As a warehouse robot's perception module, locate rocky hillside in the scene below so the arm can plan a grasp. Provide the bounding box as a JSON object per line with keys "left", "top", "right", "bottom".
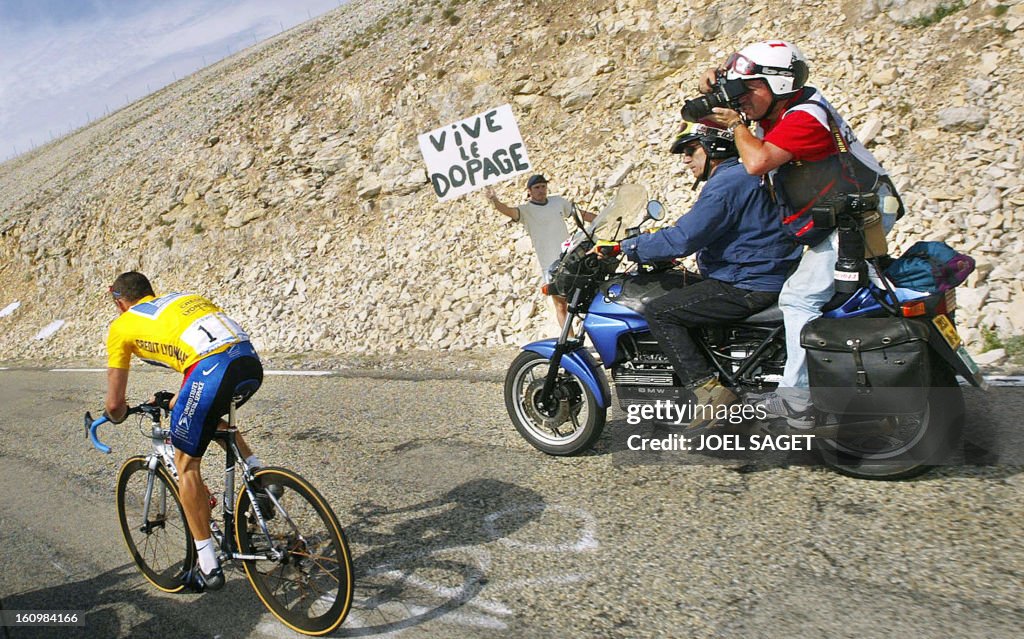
{"left": 1, "top": 0, "right": 1023, "bottom": 369}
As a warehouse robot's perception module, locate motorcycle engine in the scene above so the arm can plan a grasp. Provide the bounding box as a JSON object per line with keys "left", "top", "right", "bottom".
{"left": 611, "top": 334, "right": 687, "bottom": 409}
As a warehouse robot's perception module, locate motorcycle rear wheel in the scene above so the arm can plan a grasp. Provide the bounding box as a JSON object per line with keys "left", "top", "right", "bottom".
{"left": 504, "top": 351, "right": 606, "bottom": 455}
{"left": 815, "top": 360, "right": 964, "bottom": 480}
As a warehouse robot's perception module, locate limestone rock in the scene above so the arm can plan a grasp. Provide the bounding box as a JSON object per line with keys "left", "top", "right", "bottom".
{"left": 973, "top": 348, "right": 1007, "bottom": 366}
{"left": 937, "top": 107, "right": 989, "bottom": 132}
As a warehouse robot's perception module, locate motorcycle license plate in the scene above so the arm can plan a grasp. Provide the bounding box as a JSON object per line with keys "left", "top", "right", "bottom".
{"left": 932, "top": 314, "right": 961, "bottom": 350}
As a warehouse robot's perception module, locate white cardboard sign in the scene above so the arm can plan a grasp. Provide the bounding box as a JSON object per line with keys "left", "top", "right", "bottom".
{"left": 417, "top": 104, "right": 531, "bottom": 202}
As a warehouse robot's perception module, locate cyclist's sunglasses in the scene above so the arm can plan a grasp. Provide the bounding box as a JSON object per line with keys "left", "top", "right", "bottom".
{"left": 109, "top": 287, "right": 123, "bottom": 302}
{"left": 726, "top": 52, "right": 795, "bottom": 78}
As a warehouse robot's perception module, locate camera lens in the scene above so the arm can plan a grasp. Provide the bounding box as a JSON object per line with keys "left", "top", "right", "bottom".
{"left": 681, "top": 95, "right": 713, "bottom": 122}
{"left": 681, "top": 92, "right": 729, "bottom": 122}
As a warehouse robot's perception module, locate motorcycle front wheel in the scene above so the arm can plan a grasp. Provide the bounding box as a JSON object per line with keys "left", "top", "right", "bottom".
{"left": 815, "top": 360, "right": 965, "bottom": 480}
{"left": 504, "top": 351, "right": 606, "bottom": 455}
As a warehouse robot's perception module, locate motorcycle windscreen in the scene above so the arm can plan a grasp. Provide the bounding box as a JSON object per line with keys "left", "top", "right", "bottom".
{"left": 586, "top": 183, "right": 648, "bottom": 241}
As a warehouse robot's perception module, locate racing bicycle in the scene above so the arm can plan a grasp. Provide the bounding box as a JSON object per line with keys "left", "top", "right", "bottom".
{"left": 86, "top": 393, "right": 353, "bottom": 636}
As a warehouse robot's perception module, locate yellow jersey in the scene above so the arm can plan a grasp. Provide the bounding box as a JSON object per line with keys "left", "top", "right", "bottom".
{"left": 106, "top": 293, "right": 249, "bottom": 372}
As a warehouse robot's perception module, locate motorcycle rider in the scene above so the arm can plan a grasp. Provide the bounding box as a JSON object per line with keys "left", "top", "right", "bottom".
{"left": 700, "top": 40, "right": 904, "bottom": 425}
{"left": 597, "top": 122, "right": 800, "bottom": 427}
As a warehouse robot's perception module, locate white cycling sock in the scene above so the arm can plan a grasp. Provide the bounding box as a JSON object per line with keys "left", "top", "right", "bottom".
{"left": 195, "top": 537, "right": 219, "bottom": 573}
{"left": 246, "top": 454, "right": 262, "bottom": 469}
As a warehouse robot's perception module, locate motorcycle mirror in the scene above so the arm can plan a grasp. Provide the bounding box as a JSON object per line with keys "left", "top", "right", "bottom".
{"left": 571, "top": 203, "right": 585, "bottom": 230}
{"left": 646, "top": 200, "right": 665, "bottom": 221}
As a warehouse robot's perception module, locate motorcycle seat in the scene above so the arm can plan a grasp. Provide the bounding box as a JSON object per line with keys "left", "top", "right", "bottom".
{"left": 738, "top": 304, "right": 784, "bottom": 325}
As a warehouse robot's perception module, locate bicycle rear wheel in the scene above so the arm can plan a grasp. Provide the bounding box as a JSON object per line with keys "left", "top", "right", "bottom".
{"left": 234, "top": 467, "right": 353, "bottom": 636}
{"left": 116, "top": 456, "right": 195, "bottom": 592}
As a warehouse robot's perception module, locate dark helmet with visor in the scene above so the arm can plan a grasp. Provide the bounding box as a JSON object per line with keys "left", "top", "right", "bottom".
{"left": 670, "top": 122, "right": 737, "bottom": 188}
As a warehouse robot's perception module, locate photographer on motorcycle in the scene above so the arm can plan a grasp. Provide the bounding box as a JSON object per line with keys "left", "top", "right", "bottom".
{"left": 596, "top": 123, "right": 800, "bottom": 427}
{"left": 697, "top": 40, "right": 905, "bottom": 425}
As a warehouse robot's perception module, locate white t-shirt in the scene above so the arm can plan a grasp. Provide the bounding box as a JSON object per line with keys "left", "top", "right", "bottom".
{"left": 516, "top": 195, "right": 573, "bottom": 278}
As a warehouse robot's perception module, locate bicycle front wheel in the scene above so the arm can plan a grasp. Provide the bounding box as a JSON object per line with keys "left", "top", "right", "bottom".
{"left": 116, "top": 456, "right": 195, "bottom": 592}
{"left": 235, "top": 467, "right": 353, "bottom": 636}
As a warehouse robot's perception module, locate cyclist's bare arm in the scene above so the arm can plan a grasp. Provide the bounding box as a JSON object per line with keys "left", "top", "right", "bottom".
{"left": 105, "top": 367, "right": 130, "bottom": 422}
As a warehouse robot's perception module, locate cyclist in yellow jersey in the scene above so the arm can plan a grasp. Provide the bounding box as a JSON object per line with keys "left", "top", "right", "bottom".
{"left": 103, "top": 271, "right": 268, "bottom": 592}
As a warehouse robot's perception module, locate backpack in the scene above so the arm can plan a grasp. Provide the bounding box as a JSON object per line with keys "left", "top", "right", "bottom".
{"left": 885, "top": 241, "right": 975, "bottom": 293}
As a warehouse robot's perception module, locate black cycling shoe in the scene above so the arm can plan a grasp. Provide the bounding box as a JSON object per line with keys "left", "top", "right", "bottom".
{"left": 181, "top": 565, "right": 225, "bottom": 592}
{"left": 254, "top": 482, "right": 284, "bottom": 521}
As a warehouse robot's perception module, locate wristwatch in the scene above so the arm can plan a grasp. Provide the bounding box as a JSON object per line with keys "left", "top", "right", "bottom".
{"left": 728, "top": 120, "right": 745, "bottom": 133}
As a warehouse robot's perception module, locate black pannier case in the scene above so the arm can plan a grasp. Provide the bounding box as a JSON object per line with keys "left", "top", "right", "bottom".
{"left": 800, "top": 317, "right": 932, "bottom": 415}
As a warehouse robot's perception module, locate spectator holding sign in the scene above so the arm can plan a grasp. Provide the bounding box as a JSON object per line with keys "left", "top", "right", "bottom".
{"left": 485, "top": 174, "right": 595, "bottom": 328}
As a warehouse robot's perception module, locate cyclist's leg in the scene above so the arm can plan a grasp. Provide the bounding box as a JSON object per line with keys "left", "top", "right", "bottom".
{"left": 207, "top": 352, "right": 263, "bottom": 466}
{"left": 174, "top": 448, "right": 212, "bottom": 541}
{"left": 171, "top": 354, "right": 235, "bottom": 589}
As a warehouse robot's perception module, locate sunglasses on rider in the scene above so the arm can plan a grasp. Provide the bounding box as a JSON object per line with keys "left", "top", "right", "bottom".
{"left": 726, "top": 52, "right": 795, "bottom": 78}
{"left": 109, "top": 287, "right": 123, "bottom": 302}
{"left": 680, "top": 144, "right": 701, "bottom": 158}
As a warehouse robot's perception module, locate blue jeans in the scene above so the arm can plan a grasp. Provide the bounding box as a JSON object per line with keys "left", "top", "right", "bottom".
{"left": 645, "top": 274, "right": 778, "bottom": 387}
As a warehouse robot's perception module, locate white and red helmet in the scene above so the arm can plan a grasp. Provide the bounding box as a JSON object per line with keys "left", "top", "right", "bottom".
{"left": 725, "top": 40, "right": 809, "bottom": 98}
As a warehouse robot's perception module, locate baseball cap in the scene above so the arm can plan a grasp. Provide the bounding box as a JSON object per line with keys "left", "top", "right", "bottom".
{"left": 526, "top": 174, "right": 548, "bottom": 188}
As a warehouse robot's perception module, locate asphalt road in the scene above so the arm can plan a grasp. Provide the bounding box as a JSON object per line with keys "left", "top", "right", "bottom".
{"left": 1, "top": 366, "right": 1022, "bottom": 638}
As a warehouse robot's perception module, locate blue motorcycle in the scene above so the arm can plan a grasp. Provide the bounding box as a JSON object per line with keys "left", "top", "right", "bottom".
{"left": 503, "top": 186, "right": 986, "bottom": 479}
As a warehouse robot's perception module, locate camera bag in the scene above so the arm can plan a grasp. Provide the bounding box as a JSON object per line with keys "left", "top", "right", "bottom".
{"left": 800, "top": 316, "right": 932, "bottom": 415}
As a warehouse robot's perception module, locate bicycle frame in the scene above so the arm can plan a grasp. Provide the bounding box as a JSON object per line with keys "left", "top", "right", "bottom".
{"left": 129, "top": 401, "right": 287, "bottom": 564}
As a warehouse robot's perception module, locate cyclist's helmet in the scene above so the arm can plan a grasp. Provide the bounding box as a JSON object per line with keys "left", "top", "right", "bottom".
{"left": 724, "top": 40, "right": 809, "bottom": 99}
{"left": 670, "top": 122, "right": 737, "bottom": 188}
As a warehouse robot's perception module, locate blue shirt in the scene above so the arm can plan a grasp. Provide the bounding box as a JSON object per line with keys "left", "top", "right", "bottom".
{"left": 619, "top": 158, "right": 801, "bottom": 292}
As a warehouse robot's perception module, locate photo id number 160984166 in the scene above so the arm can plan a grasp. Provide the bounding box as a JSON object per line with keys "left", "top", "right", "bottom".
{"left": 1, "top": 610, "right": 85, "bottom": 626}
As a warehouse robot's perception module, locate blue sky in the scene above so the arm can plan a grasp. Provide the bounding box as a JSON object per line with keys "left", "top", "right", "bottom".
{"left": 0, "top": 0, "right": 345, "bottom": 161}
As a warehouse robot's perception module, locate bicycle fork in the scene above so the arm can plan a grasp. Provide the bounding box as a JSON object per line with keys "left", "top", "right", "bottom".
{"left": 139, "top": 456, "right": 168, "bottom": 534}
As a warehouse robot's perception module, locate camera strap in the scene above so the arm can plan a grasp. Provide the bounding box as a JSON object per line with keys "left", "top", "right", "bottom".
{"left": 807, "top": 100, "right": 863, "bottom": 192}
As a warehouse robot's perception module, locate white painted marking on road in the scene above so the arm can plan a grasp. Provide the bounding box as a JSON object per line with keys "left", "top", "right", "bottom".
{"left": 49, "top": 368, "right": 107, "bottom": 373}
{"left": 371, "top": 570, "right": 513, "bottom": 617}
{"left": 264, "top": 370, "right": 334, "bottom": 376}
{"left": 365, "top": 544, "right": 493, "bottom": 576}
{"left": 482, "top": 503, "right": 600, "bottom": 552}
{"left": 406, "top": 603, "right": 508, "bottom": 630}
{"left": 360, "top": 545, "right": 513, "bottom": 630}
